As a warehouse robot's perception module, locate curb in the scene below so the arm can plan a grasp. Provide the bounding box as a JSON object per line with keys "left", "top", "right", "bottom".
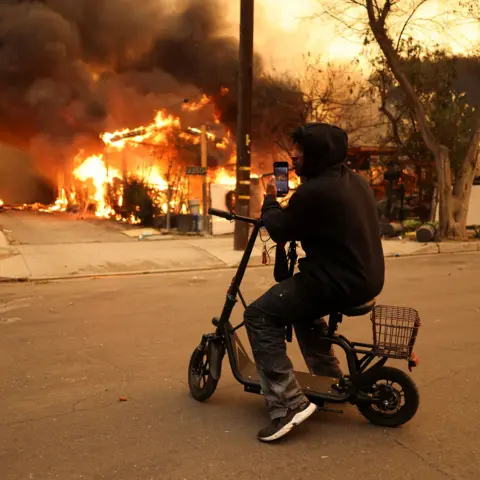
{"left": 0, "top": 243, "right": 478, "bottom": 284}
{"left": 0, "top": 263, "right": 265, "bottom": 284}
{"left": 383, "top": 241, "right": 480, "bottom": 258}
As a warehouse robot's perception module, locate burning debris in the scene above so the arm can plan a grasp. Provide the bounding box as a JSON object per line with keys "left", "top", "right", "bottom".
{"left": 35, "top": 99, "right": 241, "bottom": 224}
{"left": 0, "top": 0, "right": 304, "bottom": 220}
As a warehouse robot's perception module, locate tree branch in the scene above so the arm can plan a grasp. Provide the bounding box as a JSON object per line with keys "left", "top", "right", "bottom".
{"left": 365, "top": 0, "right": 440, "bottom": 154}
{"left": 395, "top": 0, "right": 429, "bottom": 51}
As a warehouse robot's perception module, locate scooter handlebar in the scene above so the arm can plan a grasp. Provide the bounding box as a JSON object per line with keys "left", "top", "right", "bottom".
{"left": 208, "top": 208, "right": 258, "bottom": 224}
{"left": 208, "top": 208, "right": 234, "bottom": 220}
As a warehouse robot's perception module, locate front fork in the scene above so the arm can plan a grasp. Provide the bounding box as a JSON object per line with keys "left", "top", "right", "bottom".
{"left": 199, "top": 330, "right": 226, "bottom": 381}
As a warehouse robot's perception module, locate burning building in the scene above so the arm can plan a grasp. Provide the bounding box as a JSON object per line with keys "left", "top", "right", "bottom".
{"left": 0, "top": 0, "right": 305, "bottom": 224}
{"left": 47, "top": 96, "right": 238, "bottom": 224}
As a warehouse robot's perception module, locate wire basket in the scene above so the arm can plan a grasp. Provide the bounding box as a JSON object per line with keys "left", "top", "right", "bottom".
{"left": 371, "top": 305, "right": 421, "bottom": 359}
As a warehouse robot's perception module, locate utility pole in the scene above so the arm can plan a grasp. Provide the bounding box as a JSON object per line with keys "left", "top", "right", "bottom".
{"left": 201, "top": 124, "right": 209, "bottom": 234}
{"left": 234, "top": 0, "right": 254, "bottom": 251}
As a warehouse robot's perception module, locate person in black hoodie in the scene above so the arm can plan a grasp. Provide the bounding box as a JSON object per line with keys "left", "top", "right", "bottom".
{"left": 245, "top": 123, "right": 385, "bottom": 442}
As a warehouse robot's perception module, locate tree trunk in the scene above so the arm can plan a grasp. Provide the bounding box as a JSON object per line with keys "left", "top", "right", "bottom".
{"left": 435, "top": 146, "right": 458, "bottom": 238}
{"left": 429, "top": 183, "right": 438, "bottom": 223}
{"left": 451, "top": 120, "right": 480, "bottom": 238}
{"left": 364, "top": 0, "right": 465, "bottom": 240}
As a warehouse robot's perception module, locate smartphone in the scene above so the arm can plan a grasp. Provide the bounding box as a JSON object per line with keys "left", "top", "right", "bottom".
{"left": 273, "top": 161, "right": 289, "bottom": 197}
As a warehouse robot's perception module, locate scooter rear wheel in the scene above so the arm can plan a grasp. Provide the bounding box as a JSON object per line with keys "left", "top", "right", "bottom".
{"left": 357, "top": 366, "right": 419, "bottom": 427}
{"left": 188, "top": 345, "right": 218, "bottom": 402}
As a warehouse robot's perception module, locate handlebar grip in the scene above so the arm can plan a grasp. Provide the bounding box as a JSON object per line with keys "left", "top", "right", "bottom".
{"left": 208, "top": 208, "right": 233, "bottom": 220}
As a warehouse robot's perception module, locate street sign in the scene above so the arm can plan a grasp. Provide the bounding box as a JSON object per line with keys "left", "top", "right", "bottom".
{"left": 186, "top": 166, "right": 207, "bottom": 175}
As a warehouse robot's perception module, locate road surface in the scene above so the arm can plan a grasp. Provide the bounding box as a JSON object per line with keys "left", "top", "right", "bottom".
{"left": 1, "top": 254, "right": 479, "bottom": 480}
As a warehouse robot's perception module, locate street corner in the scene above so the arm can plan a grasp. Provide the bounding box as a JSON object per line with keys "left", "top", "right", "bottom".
{"left": 0, "top": 248, "right": 30, "bottom": 281}
{"left": 0, "top": 247, "right": 17, "bottom": 261}
{"left": 0, "top": 228, "right": 11, "bottom": 248}
{"left": 0, "top": 236, "right": 20, "bottom": 261}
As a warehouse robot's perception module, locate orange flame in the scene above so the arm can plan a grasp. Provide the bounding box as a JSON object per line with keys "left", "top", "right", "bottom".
{"left": 44, "top": 99, "right": 240, "bottom": 223}
{"left": 210, "top": 167, "right": 236, "bottom": 187}
{"left": 101, "top": 110, "right": 180, "bottom": 149}
{"left": 182, "top": 94, "right": 211, "bottom": 112}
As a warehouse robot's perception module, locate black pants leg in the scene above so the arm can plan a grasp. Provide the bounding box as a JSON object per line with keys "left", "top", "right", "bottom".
{"left": 294, "top": 318, "right": 343, "bottom": 378}
{"left": 244, "top": 273, "right": 334, "bottom": 419}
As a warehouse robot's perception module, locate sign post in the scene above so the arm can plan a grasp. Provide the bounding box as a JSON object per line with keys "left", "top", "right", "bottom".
{"left": 185, "top": 166, "right": 207, "bottom": 175}
{"left": 186, "top": 164, "right": 209, "bottom": 234}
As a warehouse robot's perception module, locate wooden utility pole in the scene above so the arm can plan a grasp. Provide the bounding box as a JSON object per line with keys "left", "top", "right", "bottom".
{"left": 201, "top": 124, "right": 209, "bottom": 234}
{"left": 234, "top": 0, "right": 254, "bottom": 251}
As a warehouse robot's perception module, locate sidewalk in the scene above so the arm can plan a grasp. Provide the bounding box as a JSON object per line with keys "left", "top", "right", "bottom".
{"left": 0, "top": 231, "right": 267, "bottom": 281}
{"left": 1, "top": 227, "right": 479, "bottom": 281}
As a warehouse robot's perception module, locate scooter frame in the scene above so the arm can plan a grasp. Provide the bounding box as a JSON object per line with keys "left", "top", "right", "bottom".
{"left": 201, "top": 208, "right": 419, "bottom": 410}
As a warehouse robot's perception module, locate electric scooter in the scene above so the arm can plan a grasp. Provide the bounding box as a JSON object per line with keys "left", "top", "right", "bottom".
{"left": 188, "top": 208, "right": 421, "bottom": 427}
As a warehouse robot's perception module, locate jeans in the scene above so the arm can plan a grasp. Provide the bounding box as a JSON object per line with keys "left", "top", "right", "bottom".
{"left": 245, "top": 273, "right": 343, "bottom": 419}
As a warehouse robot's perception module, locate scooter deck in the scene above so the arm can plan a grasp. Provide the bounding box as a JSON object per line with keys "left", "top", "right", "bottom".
{"left": 239, "top": 361, "right": 342, "bottom": 396}
{"left": 232, "top": 331, "right": 342, "bottom": 397}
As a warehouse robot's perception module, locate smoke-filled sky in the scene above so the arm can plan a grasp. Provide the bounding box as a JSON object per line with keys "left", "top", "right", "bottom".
{"left": 0, "top": 0, "right": 478, "bottom": 147}
{"left": 0, "top": 0, "right": 479, "bottom": 202}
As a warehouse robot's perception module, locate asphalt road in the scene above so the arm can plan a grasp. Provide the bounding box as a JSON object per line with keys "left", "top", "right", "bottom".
{"left": 1, "top": 254, "right": 480, "bottom": 480}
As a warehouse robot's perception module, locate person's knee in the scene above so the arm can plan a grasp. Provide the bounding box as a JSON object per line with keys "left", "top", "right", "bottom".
{"left": 244, "top": 301, "right": 262, "bottom": 328}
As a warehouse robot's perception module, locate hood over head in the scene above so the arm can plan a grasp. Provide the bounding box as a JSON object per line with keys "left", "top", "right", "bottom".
{"left": 291, "top": 123, "right": 348, "bottom": 178}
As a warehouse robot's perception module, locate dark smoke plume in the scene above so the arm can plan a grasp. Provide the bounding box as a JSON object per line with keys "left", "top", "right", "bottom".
{"left": 0, "top": 0, "right": 304, "bottom": 201}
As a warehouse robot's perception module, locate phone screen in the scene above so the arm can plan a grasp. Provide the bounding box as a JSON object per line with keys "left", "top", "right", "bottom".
{"left": 274, "top": 163, "right": 289, "bottom": 197}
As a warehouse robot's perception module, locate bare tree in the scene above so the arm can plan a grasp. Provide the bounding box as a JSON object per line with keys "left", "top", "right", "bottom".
{"left": 252, "top": 57, "right": 384, "bottom": 159}
{"left": 319, "top": 0, "right": 480, "bottom": 239}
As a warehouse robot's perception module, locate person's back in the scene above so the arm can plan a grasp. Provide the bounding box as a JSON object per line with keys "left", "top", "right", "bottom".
{"left": 297, "top": 167, "right": 384, "bottom": 306}
{"left": 263, "top": 123, "right": 384, "bottom": 306}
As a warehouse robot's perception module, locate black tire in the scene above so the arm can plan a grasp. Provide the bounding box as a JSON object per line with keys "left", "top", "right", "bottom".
{"left": 188, "top": 345, "right": 218, "bottom": 402}
{"left": 356, "top": 366, "right": 419, "bottom": 427}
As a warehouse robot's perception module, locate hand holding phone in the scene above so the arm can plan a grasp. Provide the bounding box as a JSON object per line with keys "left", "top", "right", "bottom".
{"left": 266, "top": 178, "right": 277, "bottom": 197}
{"left": 274, "top": 161, "right": 289, "bottom": 197}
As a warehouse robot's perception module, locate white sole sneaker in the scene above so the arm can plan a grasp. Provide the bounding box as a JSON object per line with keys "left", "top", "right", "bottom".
{"left": 258, "top": 402, "right": 317, "bottom": 442}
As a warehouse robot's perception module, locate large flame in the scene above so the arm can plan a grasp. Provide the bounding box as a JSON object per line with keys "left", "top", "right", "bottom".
{"left": 73, "top": 154, "right": 120, "bottom": 218}
{"left": 210, "top": 167, "right": 237, "bottom": 187}
{"left": 101, "top": 110, "right": 181, "bottom": 149}
{"left": 43, "top": 93, "right": 242, "bottom": 222}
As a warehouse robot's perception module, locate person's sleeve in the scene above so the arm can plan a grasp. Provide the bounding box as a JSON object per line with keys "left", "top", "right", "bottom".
{"left": 261, "top": 191, "right": 305, "bottom": 243}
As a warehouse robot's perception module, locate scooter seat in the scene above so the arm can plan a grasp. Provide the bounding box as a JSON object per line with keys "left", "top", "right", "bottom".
{"left": 341, "top": 299, "right": 376, "bottom": 317}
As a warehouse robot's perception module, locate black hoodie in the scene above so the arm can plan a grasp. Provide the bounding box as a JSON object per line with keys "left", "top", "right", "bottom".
{"left": 262, "top": 123, "right": 385, "bottom": 306}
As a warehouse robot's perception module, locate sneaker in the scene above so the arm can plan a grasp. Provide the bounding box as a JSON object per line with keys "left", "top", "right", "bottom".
{"left": 257, "top": 402, "right": 317, "bottom": 442}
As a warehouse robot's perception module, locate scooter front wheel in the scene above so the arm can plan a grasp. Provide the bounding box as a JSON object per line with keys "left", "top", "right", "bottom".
{"left": 188, "top": 345, "right": 218, "bottom": 402}
{"left": 356, "top": 366, "right": 419, "bottom": 427}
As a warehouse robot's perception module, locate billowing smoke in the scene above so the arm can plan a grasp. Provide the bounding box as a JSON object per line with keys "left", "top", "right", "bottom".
{"left": 0, "top": 0, "right": 303, "bottom": 202}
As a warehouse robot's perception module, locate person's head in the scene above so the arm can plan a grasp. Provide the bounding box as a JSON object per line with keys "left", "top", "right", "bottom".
{"left": 290, "top": 123, "right": 348, "bottom": 178}
{"left": 290, "top": 145, "right": 304, "bottom": 177}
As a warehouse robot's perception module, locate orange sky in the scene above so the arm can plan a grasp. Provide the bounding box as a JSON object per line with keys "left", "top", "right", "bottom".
{"left": 225, "top": 0, "right": 480, "bottom": 72}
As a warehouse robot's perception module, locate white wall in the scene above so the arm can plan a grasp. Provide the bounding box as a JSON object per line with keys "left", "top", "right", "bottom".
{"left": 210, "top": 184, "right": 235, "bottom": 235}
{"left": 467, "top": 185, "right": 480, "bottom": 226}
